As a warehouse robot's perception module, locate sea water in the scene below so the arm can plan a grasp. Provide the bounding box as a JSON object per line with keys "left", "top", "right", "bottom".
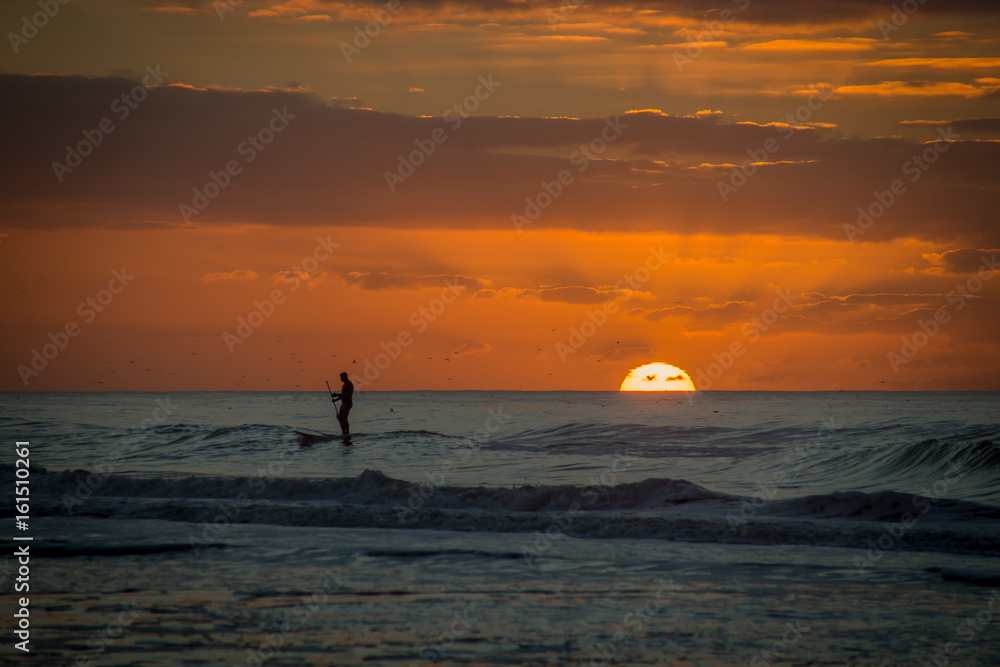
{"left": 2, "top": 391, "right": 998, "bottom": 665}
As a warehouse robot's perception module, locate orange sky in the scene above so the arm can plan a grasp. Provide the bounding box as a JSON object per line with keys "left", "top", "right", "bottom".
{"left": 1, "top": 0, "right": 998, "bottom": 390}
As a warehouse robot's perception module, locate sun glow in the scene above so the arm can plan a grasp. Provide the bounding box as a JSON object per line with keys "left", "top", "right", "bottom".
{"left": 619, "top": 363, "right": 696, "bottom": 392}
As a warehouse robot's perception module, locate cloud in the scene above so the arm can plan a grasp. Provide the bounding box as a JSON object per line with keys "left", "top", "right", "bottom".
{"left": 900, "top": 118, "right": 1000, "bottom": 134}
{"left": 200, "top": 269, "right": 258, "bottom": 283}
{"left": 341, "top": 272, "right": 489, "bottom": 290}
{"left": 534, "top": 286, "right": 635, "bottom": 304}
{"left": 452, "top": 341, "right": 492, "bottom": 356}
{"left": 246, "top": 0, "right": 335, "bottom": 18}
{"left": 587, "top": 346, "right": 653, "bottom": 362}
{"left": 476, "top": 285, "right": 651, "bottom": 304}
{"left": 933, "top": 32, "right": 976, "bottom": 40}
{"left": 273, "top": 269, "right": 327, "bottom": 287}
{"left": 222, "top": 0, "right": 1000, "bottom": 24}
{"left": 863, "top": 58, "right": 1000, "bottom": 70}
{"left": 834, "top": 80, "right": 1000, "bottom": 98}
{"left": 615, "top": 288, "right": 997, "bottom": 339}
{"left": 3, "top": 74, "right": 998, "bottom": 243}
{"left": 329, "top": 96, "right": 362, "bottom": 107}
{"left": 628, "top": 300, "right": 750, "bottom": 323}
{"left": 922, "top": 248, "right": 1000, "bottom": 274}
{"left": 742, "top": 39, "right": 875, "bottom": 52}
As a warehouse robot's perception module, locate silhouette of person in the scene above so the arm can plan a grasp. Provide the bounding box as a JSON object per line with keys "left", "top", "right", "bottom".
{"left": 331, "top": 371, "right": 354, "bottom": 435}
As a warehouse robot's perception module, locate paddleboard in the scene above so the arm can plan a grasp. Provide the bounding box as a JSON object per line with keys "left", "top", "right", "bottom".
{"left": 294, "top": 429, "right": 341, "bottom": 445}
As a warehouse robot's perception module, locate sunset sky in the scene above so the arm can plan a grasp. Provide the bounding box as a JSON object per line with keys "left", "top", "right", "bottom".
{"left": 1, "top": 0, "right": 998, "bottom": 391}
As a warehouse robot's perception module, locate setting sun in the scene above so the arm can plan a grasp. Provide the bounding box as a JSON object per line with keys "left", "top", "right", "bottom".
{"left": 619, "top": 363, "right": 696, "bottom": 392}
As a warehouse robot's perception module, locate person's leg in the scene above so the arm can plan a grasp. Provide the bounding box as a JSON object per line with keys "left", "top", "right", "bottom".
{"left": 340, "top": 403, "right": 352, "bottom": 434}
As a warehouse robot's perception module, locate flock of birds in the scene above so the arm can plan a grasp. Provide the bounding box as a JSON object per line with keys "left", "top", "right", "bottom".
{"left": 82, "top": 331, "right": 892, "bottom": 389}
{"left": 84, "top": 328, "right": 589, "bottom": 387}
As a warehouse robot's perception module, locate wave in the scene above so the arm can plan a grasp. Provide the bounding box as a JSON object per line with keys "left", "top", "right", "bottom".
{"left": 12, "top": 467, "right": 1000, "bottom": 520}
{"left": 28, "top": 541, "right": 227, "bottom": 558}
{"left": 12, "top": 468, "right": 1000, "bottom": 557}
{"left": 357, "top": 548, "right": 525, "bottom": 560}
{"left": 788, "top": 438, "right": 1000, "bottom": 505}
{"left": 495, "top": 421, "right": 809, "bottom": 453}
{"left": 925, "top": 567, "right": 1000, "bottom": 586}
{"left": 16, "top": 467, "right": 734, "bottom": 510}
{"left": 870, "top": 438, "right": 1000, "bottom": 475}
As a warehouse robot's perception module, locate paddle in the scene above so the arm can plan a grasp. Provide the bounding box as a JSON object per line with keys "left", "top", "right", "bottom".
{"left": 326, "top": 380, "right": 343, "bottom": 420}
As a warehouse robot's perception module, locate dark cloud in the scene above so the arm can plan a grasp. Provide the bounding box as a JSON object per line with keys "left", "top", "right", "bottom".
{"left": 208, "top": 0, "right": 1000, "bottom": 23}
{"left": 901, "top": 118, "right": 1000, "bottom": 134}
{"left": 341, "top": 272, "right": 488, "bottom": 290}
{"left": 628, "top": 301, "right": 750, "bottom": 322}
{"left": 587, "top": 346, "right": 654, "bottom": 362}
{"left": 926, "top": 248, "right": 1000, "bottom": 274}
{"left": 453, "top": 341, "right": 492, "bottom": 356}
{"left": 534, "top": 286, "right": 631, "bottom": 304}
{"left": 2, "top": 74, "right": 998, "bottom": 244}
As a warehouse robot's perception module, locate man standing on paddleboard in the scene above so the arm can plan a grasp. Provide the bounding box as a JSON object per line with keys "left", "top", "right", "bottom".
{"left": 331, "top": 371, "right": 354, "bottom": 435}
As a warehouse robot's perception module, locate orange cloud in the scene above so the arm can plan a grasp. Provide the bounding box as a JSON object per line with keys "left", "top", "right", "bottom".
{"left": 201, "top": 270, "right": 258, "bottom": 284}
{"left": 742, "top": 38, "right": 875, "bottom": 52}
{"left": 834, "top": 80, "right": 998, "bottom": 98}
{"left": 863, "top": 58, "right": 1000, "bottom": 70}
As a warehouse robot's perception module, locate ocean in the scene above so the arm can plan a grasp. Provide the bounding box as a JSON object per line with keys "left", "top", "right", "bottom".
{"left": 2, "top": 390, "right": 999, "bottom": 666}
